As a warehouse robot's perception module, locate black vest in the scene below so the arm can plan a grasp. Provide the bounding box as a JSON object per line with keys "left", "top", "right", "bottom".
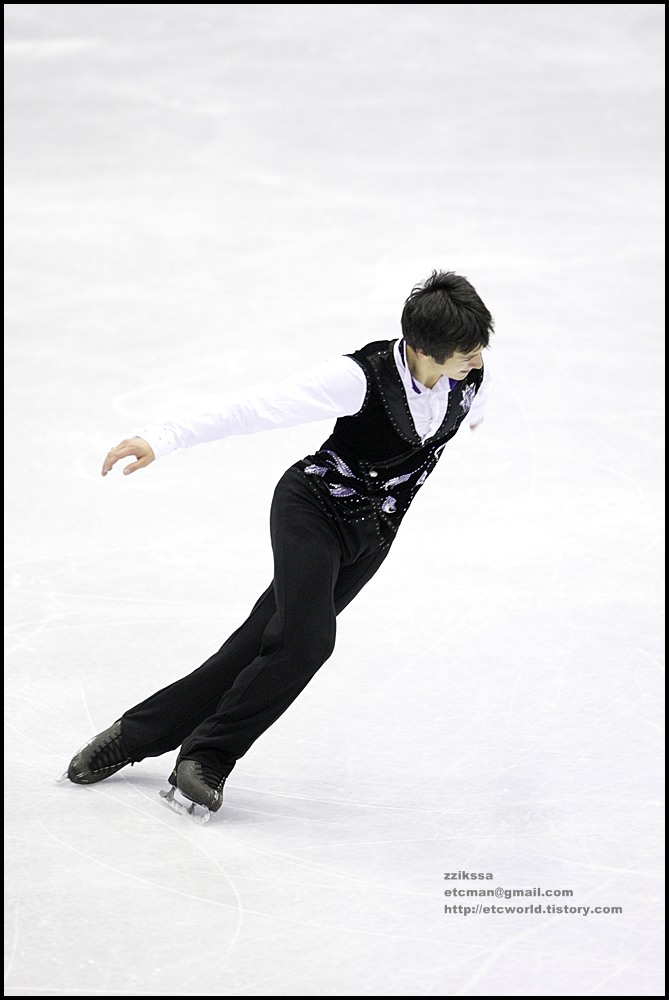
{"left": 298, "top": 340, "right": 484, "bottom": 546}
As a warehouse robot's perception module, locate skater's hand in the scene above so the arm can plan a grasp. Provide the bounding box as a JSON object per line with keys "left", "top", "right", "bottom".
{"left": 101, "top": 437, "right": 155, "bottom": 477}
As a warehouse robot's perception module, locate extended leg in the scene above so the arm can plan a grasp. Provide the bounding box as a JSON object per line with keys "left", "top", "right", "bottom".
{"left": 120, "top": 584, "right": 277, "bottom": 760}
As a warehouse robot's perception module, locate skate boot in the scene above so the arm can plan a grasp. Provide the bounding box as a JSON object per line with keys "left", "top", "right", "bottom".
{"left": 65, "top": 720, "right": 131, "bottom": 784}
{"left": 159, "top": 760, "right": 226, "bottom": 823}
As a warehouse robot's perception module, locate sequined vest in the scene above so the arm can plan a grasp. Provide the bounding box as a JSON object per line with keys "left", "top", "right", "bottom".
{"left": 297, "top": 340, "right": 484, "bottom": 546}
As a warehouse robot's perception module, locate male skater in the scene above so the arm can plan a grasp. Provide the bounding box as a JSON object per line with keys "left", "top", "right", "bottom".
{"left": 66, "top": 270, "right": 494, "bottom": 820}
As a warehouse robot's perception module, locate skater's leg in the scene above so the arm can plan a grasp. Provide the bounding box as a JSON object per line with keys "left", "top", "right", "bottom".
{"left": 67, "top": 585, "right": 278, "bottom": 782}
{"left": 120, "top": 584, "right": 277, "bottom": 760}
{"left": 67, "top": 466, "right": 392, "bottom": 787}
{"left": 177, "top": 471, "right": 345, "bottom": 773}
{"left": 66, "top": 544, "right": 390, "bottom": 785}
{"left": 124, "top": 537, "right": 390, "bottom": 764}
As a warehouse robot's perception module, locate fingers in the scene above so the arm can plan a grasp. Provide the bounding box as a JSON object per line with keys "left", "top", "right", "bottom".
{"left": 101, "top": 440, "right": 130, "bottom": 476}
{"left": 120, "top": 454, "right": 152, "bottom": 476}
{"left": 101, "top": 438, "right": 155, "bottom": 477}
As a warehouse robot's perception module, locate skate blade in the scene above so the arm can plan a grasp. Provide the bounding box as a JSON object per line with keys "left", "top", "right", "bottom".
{"left": 159, "top": 786, "right": 212, "bottom": 824}
{"left": 55, "top": 772, "right": 70, "bottom": 784}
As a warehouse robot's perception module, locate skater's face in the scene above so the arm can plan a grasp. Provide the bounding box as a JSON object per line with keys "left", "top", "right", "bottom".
{"left": 420, "top": 347, "right": 485, "bottom": 382}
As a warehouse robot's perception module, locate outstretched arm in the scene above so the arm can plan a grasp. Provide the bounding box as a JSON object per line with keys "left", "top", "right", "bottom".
{"left": 99, "top": 355, "right": 367, "bottom": 478}
{"left": 101, "top": 437, "right": 156, "bottom": 477}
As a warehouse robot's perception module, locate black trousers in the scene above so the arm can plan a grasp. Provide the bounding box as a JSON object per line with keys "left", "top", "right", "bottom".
{"left": 120, "top": 466, "right": 391, "bottom": 776}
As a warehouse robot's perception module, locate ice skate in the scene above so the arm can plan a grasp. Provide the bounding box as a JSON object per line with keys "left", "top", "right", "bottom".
{"left": 60, "top": 720, "right": 131, "bottom": 784}
{"left": 159, "top": 760, "right": 226, "bottom": 824}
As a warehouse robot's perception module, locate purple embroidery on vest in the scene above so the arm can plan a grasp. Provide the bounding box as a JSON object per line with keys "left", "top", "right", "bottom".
{"left": 383, "top": 472, "right": 414, "bottom": 489}
{"left": 305, "top": 464, "right": 328, "bottom": 476}
{"left": 323, "top": 450, "right": 356, "bottom": 478}
{"left": 381, "top": 496, "right": 397, "bottom": 514}
{"left": 460, "top": 384, "right": 476, "bottom": 412}
{"left": 328, "top": 484, "right": 357, "bottom": 497}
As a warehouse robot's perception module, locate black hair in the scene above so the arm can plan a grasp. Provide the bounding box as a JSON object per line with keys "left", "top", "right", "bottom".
{"left": 400, "top": 270, "right": 494, "bottom": 363}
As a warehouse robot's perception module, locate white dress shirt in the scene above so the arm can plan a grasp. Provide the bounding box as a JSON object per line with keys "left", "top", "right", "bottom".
{"left": 134, "top": 340, "right": 491, "bottom": 460}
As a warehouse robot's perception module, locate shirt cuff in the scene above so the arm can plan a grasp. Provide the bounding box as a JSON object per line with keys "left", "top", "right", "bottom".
{"left": 132, "top": 424, "right": 179, "bottom": 461}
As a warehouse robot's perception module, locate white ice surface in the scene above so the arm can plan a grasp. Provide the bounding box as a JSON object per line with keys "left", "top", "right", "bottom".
{"left": 4, "top": 3, "right": 665, "bottom": 996}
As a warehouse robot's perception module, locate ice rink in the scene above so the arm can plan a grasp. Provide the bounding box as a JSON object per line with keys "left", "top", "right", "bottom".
{"left": 4, "top": 4, "right": 665, "bottom": 996}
